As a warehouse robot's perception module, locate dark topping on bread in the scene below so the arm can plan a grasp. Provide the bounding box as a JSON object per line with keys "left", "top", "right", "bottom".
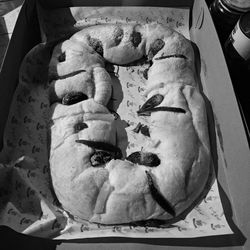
{"left": 126, "top": 152, "right": 160, "bottom": 167}
{"left": 133, "top": 123, "right": 150, "bottom": 137}
{"left": 75, "top": 140, "right": 122, "bottom": 159}
{"left": 58, "top": 52, "right": 66, "bottom": 62}
{"left": 88, "top": 37, "right": 104, "bottom": 56}
{"left": 108, "top": 109, "right": 120, "bottom": 120}
{"left": 137, "top": 106, "right": 186, "bottom": 116}
{"left": 140, "top": 124, "right": 150, "bottom": 137}
{"left": 62, "top": 92, "right": 88, "bottom": 105}
{"left": 154, "top": 54, "right": 187, "bottom": 60}
{"left": 90, "top": 151, "right": 113, "bottom": 167}
{"left": 145, "top": 170, "right": 176, "bottom": 217}
{"left": 133, "top": 123, "right": 142, "bottom": 133}
{"left": 74, "top": 122, "right": 88, "bottom": 132}
{"left": 148, "top": 39, "right": 165, "bottom": 61}
{"left": 139, "top": 94, "right": 164, "bottom": 113}
{"left": 143, "top": 68, "right": 149, "bottom": 79}
{"left": 113, "top": 26, "right": 124, "bottom": 46}
{"left": 130, "top": 31, "right": 142, "bottom": 47}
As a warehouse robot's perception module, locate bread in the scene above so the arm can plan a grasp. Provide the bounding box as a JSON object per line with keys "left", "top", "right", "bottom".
{"left": 24, "top": 23, "right": 211, "bottom": 224}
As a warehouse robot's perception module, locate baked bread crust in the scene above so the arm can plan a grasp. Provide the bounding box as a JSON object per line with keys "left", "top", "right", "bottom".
{"left": 21, "top": 23, "right": 211, "bottom": 225}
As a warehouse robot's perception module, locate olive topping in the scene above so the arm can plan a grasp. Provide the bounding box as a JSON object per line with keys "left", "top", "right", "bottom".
{"left": 58, "top": 52, "right": 66, "bottom": 62}
{"left": 130, "top": 30, "right": 142, "bottom": 47}
{"left": 90, "top": 151, "right": 113, "bottom": 167}
{"left": 88, "top": 37, "right": 103, "bottom": 56}
{"left": 148, "top": 39, "right": 165, "bottom": 61}
{"left": 133, "top": 123, "right": 142, "bottom": 133}
{"left": 139, "top": 94, "right": 164, "bottom": 112}
{"left": 140, "top": 125, "right": 150, "bottom": 137}
{"left": 143, "top": 68, "right": 149, "bottom": 80}
{"left": 113, "top": 26, "right": 124, "bottom": 46}
{"left": 62, "top": 92, "right": 88, "bottom": 105}
{"left": 74, "top": 122, "right": 88, "bottom": 132}
{"left": 133, "top": 123, "right": 150, "bottom": 137}
{"left": 126, "top": 151, "right": 160, "bottom": 167}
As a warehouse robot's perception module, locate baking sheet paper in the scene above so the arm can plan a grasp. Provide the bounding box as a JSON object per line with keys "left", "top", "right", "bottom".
{"left": 0, "top": 5, "right": 233, "bottom": 239}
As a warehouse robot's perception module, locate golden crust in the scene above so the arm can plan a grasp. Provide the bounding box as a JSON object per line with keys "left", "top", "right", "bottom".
{"left": 44, "top": 23, "right": 212, "bottom": 224}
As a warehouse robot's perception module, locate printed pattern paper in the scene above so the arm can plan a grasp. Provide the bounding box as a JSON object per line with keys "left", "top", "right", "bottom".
{"left": 0, "top": 5, "right": 233, "bottom": 239}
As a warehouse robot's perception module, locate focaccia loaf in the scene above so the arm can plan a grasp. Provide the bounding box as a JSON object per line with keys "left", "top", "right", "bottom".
{"left": 21, "top": 23, "right": 211, "bottom": 225}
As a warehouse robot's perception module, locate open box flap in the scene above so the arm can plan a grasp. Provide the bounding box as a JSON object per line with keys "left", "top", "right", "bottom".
{"left": 0, "top": 0, "right": 40, "bottom": 150}
{"left": 191, "top": 0, "right": 250, "bottom": 248}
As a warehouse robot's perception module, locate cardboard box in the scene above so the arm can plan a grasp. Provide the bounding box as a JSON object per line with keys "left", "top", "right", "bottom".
{"left": 0, "top": 0, "right": 249, "bottom": 249}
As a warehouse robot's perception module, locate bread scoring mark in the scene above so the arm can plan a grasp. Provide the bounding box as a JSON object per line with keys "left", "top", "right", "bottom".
{"left": 148, "top": 39, "right": 165, "bottom": 61}
{"left": 126, "top": 152, "right": 160, "bottom": 167}
{"left": 94, "top": 181, "right": 114, "bottom": 214}
{"left": 137, "top": 106, "right": 186, "bottom": 116}
{"left": 88, "top": 37, "right": 104, "bottom": 56}
{"left": 62, "top": 92, "right": 88, "bottom": 105}
{"left": 145, "top": 171, "right": 176, "bottom": 217}
{"left": 75, "top": 139, "right": 122, "bottom": 159}
{"left": 154, "top": 54, "right": 187, "bottom": 60}
{"left": 49, "top": 69, "right": 86, "bottom": 82}
{"left": 130, "top": 30, "right": 142, "bottom": 48}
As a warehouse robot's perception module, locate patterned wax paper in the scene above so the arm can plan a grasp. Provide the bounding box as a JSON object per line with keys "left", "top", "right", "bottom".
{"left": 0, "top": 5, "right": 233, "bottom": 239}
